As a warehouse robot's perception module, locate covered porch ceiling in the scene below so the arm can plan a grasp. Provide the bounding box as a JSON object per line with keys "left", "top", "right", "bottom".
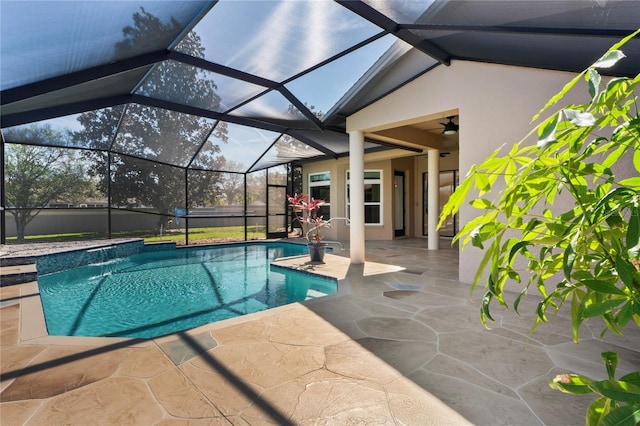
{"left": 361, "top": 110, "right": 459, "bottom": 154}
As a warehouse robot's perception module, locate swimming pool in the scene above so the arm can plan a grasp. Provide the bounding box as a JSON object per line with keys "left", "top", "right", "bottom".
{"left": 37, "top": 243, "right": 337, "bottom": 339}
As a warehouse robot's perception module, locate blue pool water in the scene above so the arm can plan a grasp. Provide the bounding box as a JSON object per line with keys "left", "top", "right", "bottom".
{"left": 38, "top": 243, "right": 337, "bottom": 339}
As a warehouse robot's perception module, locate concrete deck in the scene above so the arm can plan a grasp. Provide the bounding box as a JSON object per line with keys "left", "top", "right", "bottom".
{"left": 1, "top": 238, "right": 638, "bottom": 425}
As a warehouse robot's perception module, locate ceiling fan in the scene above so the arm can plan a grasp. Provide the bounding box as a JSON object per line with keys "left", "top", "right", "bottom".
{"left": 422, "top": 116, "right": 459, "bottom": 135}
{"left": 441, "top": 116, "right": 458, "bottom": 135}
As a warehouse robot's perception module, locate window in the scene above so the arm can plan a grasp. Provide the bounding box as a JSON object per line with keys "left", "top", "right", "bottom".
{"left": 308, "top": 172, "right": 330, "bottom": 220}
{"left": 346, "top": 170, "right": 382, "bottom": 225}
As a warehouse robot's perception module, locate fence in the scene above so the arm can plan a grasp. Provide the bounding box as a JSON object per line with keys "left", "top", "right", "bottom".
{"left": 3, "top": 205, "right": 270, "bottom": 243}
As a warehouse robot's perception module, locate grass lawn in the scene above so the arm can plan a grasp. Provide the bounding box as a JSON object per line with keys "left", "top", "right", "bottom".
{"left": 4, "top": 226, "right": 268, "bottom": 245}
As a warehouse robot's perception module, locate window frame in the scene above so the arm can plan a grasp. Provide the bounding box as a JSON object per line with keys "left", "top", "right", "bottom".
{"left": 308, "top": 171, "right": 331, "bottom": 220}
{"left": 346, "top": 169, "right": 383, "bottom": 226}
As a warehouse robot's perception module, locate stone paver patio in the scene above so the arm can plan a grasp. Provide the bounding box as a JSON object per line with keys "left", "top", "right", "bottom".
{"left": 1, "top": 238, "right": 638, "bottom": 425}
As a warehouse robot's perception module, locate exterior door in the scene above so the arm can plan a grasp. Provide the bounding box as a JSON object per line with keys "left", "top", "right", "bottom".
{"left": 423, "top": 170, "right": 458, "bottom": 237}
{"left": 394, "top": 171, "right": 405, "bottom": 237}
{"left": 266, "top": 184, "right": 287, "bottom": 238}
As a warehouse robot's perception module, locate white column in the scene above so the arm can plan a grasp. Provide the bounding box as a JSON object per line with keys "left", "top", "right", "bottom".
{"left": 349, "top": 130, "right": 365, "bottom": 264}
{"left": 428, "top": 149, "right": 440, "bottom": 250}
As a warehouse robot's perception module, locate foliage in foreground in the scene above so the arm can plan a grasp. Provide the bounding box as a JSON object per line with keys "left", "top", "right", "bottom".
{"left": 440, "top": 31, "right": 640, "bottom": 425}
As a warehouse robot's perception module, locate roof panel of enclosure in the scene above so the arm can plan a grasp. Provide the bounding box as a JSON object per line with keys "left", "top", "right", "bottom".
{"left": 1, "top": 0, "right": 639, "bottom": 172}
{"left": 174, "top": 0, "right": 385, "bottom": 82}
{"left": 191, "top": 122, "right": 282, "bottom": 173}
{"left": 0, "top": 1, "right": 209, "bottom": 91}
{"left": 250, "top": 136, "right": 327, "bottom": 172}
{"left": 135, "top": 61, "right": 268, "bottom": 114}
{"left": 229, "top": 90, "right": 318, "bottom": 131}
{"left": 111, "top": 104, "right": 218, "bottom": 168}
{"left": 285, "top": 34, "right": 399, "bottom": 119}
{"left": 1, "top": 68, "right": 151, "bottom": 118}
{"left": 2, "top": 107, "right": 126, "bottom": 151}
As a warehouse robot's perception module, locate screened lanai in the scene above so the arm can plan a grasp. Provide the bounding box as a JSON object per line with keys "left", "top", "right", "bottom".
{"left": 2, "top": 0, "right": 639, "bottom": 245}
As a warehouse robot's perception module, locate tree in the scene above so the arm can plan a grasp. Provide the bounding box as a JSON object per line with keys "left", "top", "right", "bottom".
{"left": 246, "top": 170, "right": 266, "bottom": 205}
{"left": 4, "top": 128, "right": 96, "bottom": 240}
{"left": 441, "top": 32, "right": 640, "bottom": 425}
{"left": 216, "top": 161, "right": 245, "bottom": 206}
{"left": 75, "top": 8, "right": 228, "bottom": 227}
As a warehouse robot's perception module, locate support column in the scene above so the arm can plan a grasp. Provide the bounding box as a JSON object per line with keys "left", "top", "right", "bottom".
{"left": 349, "top": 130, "right": 365, "bottom": 264}
{"left": 428, "top": 149, "right": 440, "bottom": 250}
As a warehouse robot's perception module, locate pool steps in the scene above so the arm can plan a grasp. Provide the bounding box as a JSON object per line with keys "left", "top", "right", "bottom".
{"left": 0, "top": 262, "right": 37, "bottom": 286}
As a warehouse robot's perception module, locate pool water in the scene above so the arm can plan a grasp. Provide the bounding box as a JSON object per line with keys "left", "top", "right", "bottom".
{"left": 38, "top": 243, "right": 337, "bottom": 339}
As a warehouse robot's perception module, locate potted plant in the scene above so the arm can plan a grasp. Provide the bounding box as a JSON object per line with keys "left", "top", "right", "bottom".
{"left": 287, "top": 193, "right": 329, "bottom": 262}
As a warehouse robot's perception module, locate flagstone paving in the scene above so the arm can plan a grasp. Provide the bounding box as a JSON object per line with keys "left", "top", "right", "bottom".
{"left": 1, "top": 239, "right": 638, "bottom": 425}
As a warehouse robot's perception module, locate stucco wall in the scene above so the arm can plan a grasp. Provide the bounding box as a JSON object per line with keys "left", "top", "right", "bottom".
{"left": 303, "top": 151, "right": 426, "bottom": 241}
{"left": 348, "top": 60, "right": 592, "bottom": 283}
{"left": 305, "top": 148, "right": 463, "bottom": 242}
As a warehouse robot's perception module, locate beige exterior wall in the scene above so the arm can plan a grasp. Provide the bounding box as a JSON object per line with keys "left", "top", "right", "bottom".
{"left": 303, "top": 149, "right": 427, "bottom": 241}
{"left": 346, "top": 60, "right": 593, "bottom": 283}
{"left": 304, "top": 149, "right": 462, "bottom": 242}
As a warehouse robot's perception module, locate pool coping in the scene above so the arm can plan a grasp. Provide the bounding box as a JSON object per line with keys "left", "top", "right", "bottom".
{"left": 16, "top": 249, "right": 350, "bottom": 349}
{"left": 18, "top": 280, "right": 348, "bottom": 349}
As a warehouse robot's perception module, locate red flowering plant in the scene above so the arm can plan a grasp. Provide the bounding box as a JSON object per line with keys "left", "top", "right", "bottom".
{"left": 287, "top": 193, "right": 327, "bottom": 245}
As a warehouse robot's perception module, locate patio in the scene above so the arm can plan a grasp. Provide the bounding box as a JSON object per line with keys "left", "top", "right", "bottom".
{"left": 1, "top": 238, "right": 638, "bottom": 425}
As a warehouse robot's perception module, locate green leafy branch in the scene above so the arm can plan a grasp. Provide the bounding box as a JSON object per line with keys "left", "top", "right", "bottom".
{"left": 439, "top": 29, "right": 640, "bottom": 426}
{"left": 551, "top": 352, "right": 640, "bottom": 426}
